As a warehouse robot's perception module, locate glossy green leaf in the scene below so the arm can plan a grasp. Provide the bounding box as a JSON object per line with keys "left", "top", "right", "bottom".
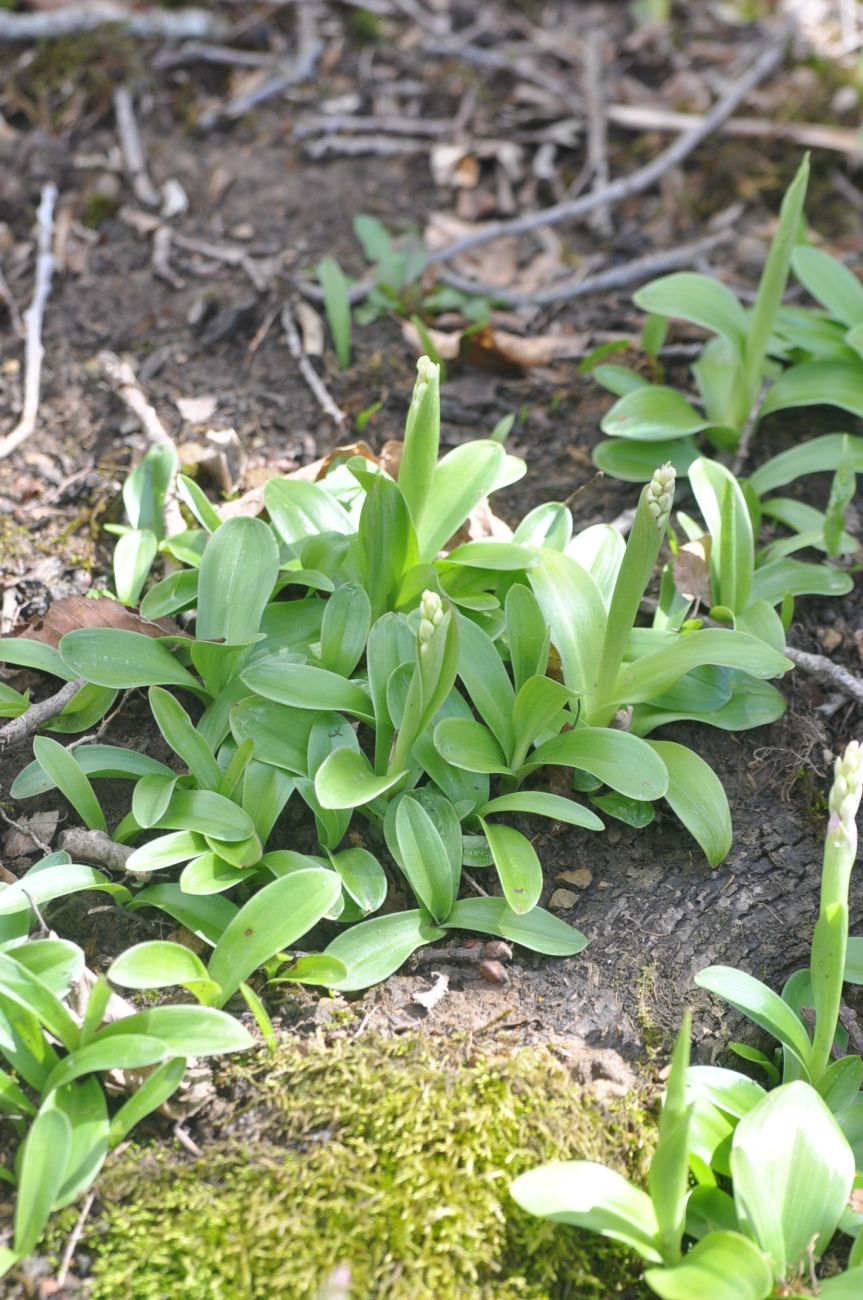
{"left": 230, "top": 698, "right": 315, "bottom": 775}
{"left": 418, "top": 441, "right": 522, "bottom": 563}
{"left": 751, "top": 557, "right": 853, "bottom": 605}
{"left": 478, "top": 791, "right": 603, "bottom": 831}
{"left": 126, "top": 884, "right": 237, "bottom": 947}
{"left": 592, "top": 437, "right": 699, "bottom": 483}
{"left": 634, "top": 273, "right": 749, "bottom": 353}
{"left": 323, "top": 910, "right": 446, "bottom": 992}
{"left": 442, "top": 898, "right": 587, "bottom": 956}
{"left": 601, "top": 387, "right": 712, "bottom": 442}
{"left": 265, "top": 479, "right": 354, "bottom": 546}
{"left": 644, "top": 1231, "right": 773, "bottom": 1300}
{"left": 526, "top": 727, "right": 668, "bottom": 802}
{"left": 748, "top": 433, "right": 863, "bottom": 496}
{"left": 316, "top": 747, "right": 406, "bottom": 810}
{"left": 59, "top": 629, "right": 201, "bottom": 692}
{"left": 114, "top": 529, "right": 157, "bottom": 605}
{"left": 179, "top": 852, "right": 252, "bottom": 895}
{"left": 269, "top": 955, "right": 349, "bottom": 987}
{"left": 149, "top": 687, "right": 220, "bottom": 789}
{"left": 385, "top": 796, "right": 455, "bottom": 922}
{"left": 14, "top": 1105, "right": 72, "bottom": 1255}
{"left": 208, "top": 868, "right": 342, "bottom": 1003}
{"left": 176, "top": 474, "right": 221, "bottom": 532}
{"left": 125, "top": 830, "right": 206, "bottom": 873}
{"left": 93, "top": 1005, "right": 254, "bottom": 1056}
{"left": 196, "top": 516, "right": 280, "bottom": 643}
{"left": 12, "top": 744, "right": 173, "bottom": 799}
{"left": 510, "top": 1160, "right": 661, "bottom": 1261}
{"left": 689, "top": 458, "right": 753, "bottom": 612}
{"left": 650, "top": 1015, "right": 693, "bottom": 1264}
{"left": 0, "top": 952, "right": 80, "bottom": 1050}
{"left": 589, "top": 791, "right": 654, "bottom": 828}
{"left": 695, "top": 966, "right": 811, "bottom": 1070}
{"left": 108, "top": 941, "right": 218, "bottom": 1002}
{"left": 612, "top": 629, "right": 790, "bottom": 707}
{"left": 318, "top": 255, "right": 352, "bottom": 368}
{"left": 154, "top": 788, "right": 256, "bottom": 842}
{"left": 327, "top": 846, "right": 387, "bottom": 915}
{"left": 731, "top": 1081, "right": 854, "bottom": 1273}
{"left": 123, "top": 442, "right": 176, "bottom": 537}
{"left": 32, "top": 736, "right": 106, "bottom": 832}
{"left": 241, "top": 655, "right": 374, "bottom": 723}
{"left": 433, "top": 717, "right": 512, "bottom": 775}
{"left": 761, "top": 359, "right": 863, "bottom": 420}
{"left": 108, "top": 1057, "right": 187, "bottom": 1149}
{"left": 647, "top": 740, "right": 732, "bottom": 866}
{"left": 132, "top": 772, "right": 177, "bottom": 829}
{"left": 792, "top": 245, "right": 863, "bottom": 326}
{"left": 480, "top": 820, "right": 542, "bottom": 915}
{"left": 44, "top": 1035, "right": 171, "bottom": 1095}
{"left": 0, "top": 864, "right": 130, "bottom": 916}
{"left": 319, "top": 582, "right": 371, "bottom": 677}
{"left": 505, "top": 584, "right": 549, "bottom": 691}
{"left": 140, "top": 568, "right": 200, "bottom": 619}
{"left": 528, "top": 549, "right": 606, "bottom": 701}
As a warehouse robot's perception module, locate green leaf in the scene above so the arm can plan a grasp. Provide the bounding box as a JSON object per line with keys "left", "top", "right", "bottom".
{"left": 510, "top": 1160, "right": 661, "bottom": 1261}
{"left": 649, "top": 1014, "right": 693, "bottom": 1264}
{"left": 132, "top": 772, "right": 177, "bottom": 828}
{"left": 748, "top": 433, "right": 863, "bottom": 496}
{"left": 241, "top": 759, "right": 295, "bottom": 843}
{"left": 196, "top": 517, "right": 280, "bottom": 644}
{"left": 505, "top": 584, "right": 550, "bottom": 691}
{"left": 792, "top": 245, "right": 863, "bottom": 327}
{"left": 207, "top": 868, "right": 342, "bottom": 1003}
{"left": 269, "top": 955, "right": 349, "bottom": 987}
{"left": 357, "top": 473, "right": 417, "bottom": 619}
{"left": 592, "top": 437, "right": 699, "bottom": 483}
{"left": 528, "top": 549, "right": 606, "bottom": 702}
{"left": 319, "top": 582, "right": 372, "bottom": 677}
{"left": 14, "top": 1105, "right": 72, "bottom": 1255}
{"left": 264, "top": 479, "right": 354, "bottom": 546}
{"left": 149, "top": 687, "right": 220, "bottom": 789}
{"left": 316, "top": 747, "right": 406, "bottom": 810}
{"left": 179, "top": 852, "right": 253, "bottom": 895}
{"left": 0, "top": 638, "right": 77, "bottom": 680}
{"left": 385, "top": 796, "right": 455, "bottom": 922}
{"left": 108, "top": 941, "right": 218, "bottom": 1002}
{"left": 442, "top": 897, "right": 586, "bottom": 956}
{"left": 0, "top": 952, "right": 80, "bottom": 1051}
{"left": 123, "top": 443, "right": 177, "bottom": 537}
{"left": 12, "top": 744, "right": 174, "bottom": 799}
{"left": 689, "top": 458, "right": 753, "bottom": 612}
{"left": 125, "top": 830, "right": 206, "bottom": 872}
{"left": 644, "top": 1231, "right": 774, "bottom": 1300}
{"left": 32, "top": 736, "right": 106, "bottom": 831}
{"left": 323, "top": 910, "right": 446, "bottom": 992}
{"left": 114, "top": 529, "right": 157, "bottom": 605}
{"left": 480, "top": 820, "right": 542, "bottom": 915}
{"left": 241, "top": 656, "right": 374, "bottom": 724}
{"left": 60, "top": 629, "right": 202, "bottom": 693}
{"left": 126, "top": 884, "right": 237, "bottom": 947}
{"left": 108, "top": 1057, "right": 187, "bottom": 1149}
{"left": 695, "top": 966, "right": 811, "bottom": 1070}
{"left": 751, "top": 557, "right": 853, "bottom": 605}
{"left": 418, "top": 441, "right": 522, "bottom": 563}
{"left": 526, "top": 727, "right": 669, "bottom": 802}
{"left": 634, "top": 272, "right": 749, "bottom": 353}
{"left": 743, "top": 154, "right": 809, "bottom": 396}
{"left": 434, "top": 717, "right": 512, "bottom": 775}
{"left": 43, "top": 1035, "right": 171, "bottom": 1095}
{"left": 600, "top": 387, "right": 712, "bottom": 442}
{"left": 155, "top": 788, "right": 256, "bottom": 842}
{"left": 646, "top": 740, "right": 732, "bottom": 866}
{"left": 589, "top": 791, "right": 654, "bottom": 828}
{"left": 611, "top": 629, "right": 790, "bottom": 708}
{"left": 761, "top": 359, "right": 863, "bottom": 421}
{"left": 93, "top": 1005, "right": 254, "bottom": 1056}
{"left": 230, "top": 698, "right": 316, "bottom": 775}
{"left": 478, "top": 791, "right": 603, "bottom": 831}
{"left": 140, "top": 568, "right": 200, "bottom": 619}
{"left": 731, "top": 1081, "right": 854, "bottom": 1274}
{"left": 326, "top": 847, "right": 387, "bottom": 916}
{"left": 176, "top": 474, "right": 221, "bottom": 532}
{"left": 0, "top": 864, "right": 130, "bottom": 916}
{"left": 318, "top": 255, "right": 352, "bottom": 368}
{"left": 400, "top": 357, "right": 440, "bottom": 531}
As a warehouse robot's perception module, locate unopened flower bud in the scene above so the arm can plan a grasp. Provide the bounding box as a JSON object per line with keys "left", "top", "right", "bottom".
{"left": 418, "top": 590, "right": 444, "bottom": 652}
{"left": 405, "top": 356, "right": 440, "bottom": 437}
{"left": 828, "top": 740, "right": 863, "bottom": 845}
{"left": 646, "top": 463, "right": 676, "bottom": 531}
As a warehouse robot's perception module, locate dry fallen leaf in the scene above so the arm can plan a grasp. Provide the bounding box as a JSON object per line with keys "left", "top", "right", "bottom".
{"left": 20, "top": 595, "right": 181, "bottom": 647}
{"left": 2, "top": 810, "right": 59, "bottom": 858}
{"left": 176, "top": 394, "right": 218, "bottom": 424}
{"left": 672, "top": 537, "right": 712, "bottom": 604}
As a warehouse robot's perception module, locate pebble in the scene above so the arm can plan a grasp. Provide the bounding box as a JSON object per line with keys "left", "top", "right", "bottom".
{"left": 549, "top": 888, "right": 578, "bottom": 911}
{"left": 556, "top": 868, "right": 592, "bottom": 889}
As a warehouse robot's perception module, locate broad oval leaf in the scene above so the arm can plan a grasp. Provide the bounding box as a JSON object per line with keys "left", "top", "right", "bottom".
{"left": 600, "top": 387, "right": 713, "bottom": 442}
{"left": 154, "top": 788, "right": 256, "bottom": 842}
{"left": 433, "top": 717, "right": 512, "bottom": 775}
{"left": 510, "top": 1161, "right": 661, "bottom": 1261}
{"left": 386, "top": 796, "right": 454, "bottom": 922}
{"left": 126, "top": 884, "right": 237, "bottom": 947}
{"left": 646, "top": 739, "right": 732, "bottom": 867}
{"left": 527, "top": 727, "right": 668, "bottom": 802}
{"left": 315, "top": 748, "right": 406, "bottom": 810}
{"left": 241, "top": 656, "right": 374, "bottom": 723}
{"left": 230, "top": 698, "right": 316, "bottom": 775}
{"left": 480, "top": 820, "right": 542, "bottom": 915}
{"left": 108, "top": 941, "right": 215, "bottom": 998}
{"left": 11, "top": 744, "right": 174, "bottom": 800}
{"left": 323, "top": 910, "right": 446, "bottom": 992}
{"left": 634, "top": 273, "right": 749, "bottom": 352}
{"left": 792, "top": 246, "right": 863, "bottom": 326}
{"left": 32, "top": 736, "right": 106, "bottom": 832}
{"left": 644, "top": 1230, "right": 773, "bottom": 1300}
{"left": 149, "top": 687, "right": 220, "bottom": 789}
{"left": 196, "top": 516, "right": 280, "bottom": 644}
{"left": 265, "top": 478, "right": 354, "bottom": 546}
{"left": 93, "top": 1005, "right": 254, "bottom": 1056}
{"left": 442, "top": 897, "right": 586, "bottom": 956}
{"left": 60, "top": 629, "right": 201, "bottom": 693}
{"left": 477, "top": 791, "right": 603, "bottom": 831}
{"left": 695, "top": 966, "right": 812, "bottom": 1070}
{"left": 14, "top": 1105, "right": 72, "bottom": 1256}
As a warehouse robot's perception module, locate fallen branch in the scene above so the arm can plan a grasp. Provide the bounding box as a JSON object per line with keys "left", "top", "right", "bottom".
{"left": 785, "top": 646, "right": 863, "bottom": 708}
{"left": 58, "top": 828, "right": 133, "bottom": 874}
{"left": 424, "top": 40, "right": 785, "bottom": 268}
{"left": 583, "top": 32, "right": 611, "bottom": 236}
{"left": 0, "top": 677, "right": 84, "bottom": 754}
{"left": 437, "top": 229, "right": 731, "bottom": 307}
{"left": 98, "top": 351, "right": 185, "bottom": 537}
{"left": 281, "top": 302, "right": 347, "bottom": 428}
{"left": 0, "top": 3, "right": 227, "bottom": 42}
{"left": 114, "top": 87, "right": 160, "bottom": 209}
{"left": 606, "top": 103, "right": 863, "bottom": 159}
{"left": 304, "top": 135, "right": 433, "bottom": 160}
{"left": 0, "top": 183, "right": 58, "bottom": 463}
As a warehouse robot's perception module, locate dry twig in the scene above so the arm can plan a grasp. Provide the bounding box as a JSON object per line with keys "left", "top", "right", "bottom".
{"left": 55, "top": 1191, "right": 97, "bottom": 1289}
{"left": 0, "top": 677, "right": 84, "bottom": 754}
{"left": 0, "top": 3, "right": 226, "bottom": 41}
{"left": 114, "top": 87, "right": 160, "bottom": 209}
{"left": 785, "top": 647, "right": 863, "bottom": 709}
{"left": 58, "top": 829, "right": 133, "bottom": 874}
{"left": 605, "top": 103, "right": 863, "bottom": 159}
{"left": 583, "top": 32, "right": 611, "bottom": 236}
{"left": 424, "top": 40, "right": 785, "bottom": 268}
{"left": 0, "top": 184, "right": 59, "bottom": 463}
{"left": 281, "top": 302, "right": 347, "bottom": 428}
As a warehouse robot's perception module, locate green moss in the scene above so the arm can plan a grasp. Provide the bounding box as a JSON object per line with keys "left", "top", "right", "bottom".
{"left": 80, "top": 1034, "right": 655, "bottom": 1299}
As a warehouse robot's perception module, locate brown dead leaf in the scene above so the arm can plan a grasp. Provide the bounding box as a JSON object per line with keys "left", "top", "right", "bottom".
{"left": 217, "top": 443, "right": 380, "bottom": 521}
{"left": 465, "top": 326, "right": 588, "bottom": 370}
{"left": 400, "top": 317, "right": 463, "bottom": 360}
{"left": 21, "top": 596, "right": 181, "bottom": 648}
{"left": 672, "top": 537, "right": 712, "bottom": 604}
{"left": 2, "top": 811, "right": 59, "bottom": 858}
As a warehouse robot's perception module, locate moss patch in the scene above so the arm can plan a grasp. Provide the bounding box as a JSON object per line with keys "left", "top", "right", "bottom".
{"left": 79, "top": 1034, "right": 655, "bottom": 1299}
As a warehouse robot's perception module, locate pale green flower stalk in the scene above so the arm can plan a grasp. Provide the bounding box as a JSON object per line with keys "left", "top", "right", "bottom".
{"left": 592, "top": 463, "right": 676, "bottom": 724}
{"left": 399, "top": 357, "right": 440, "bottom": 531}
{"left": 809, "top": 740, "right": 863, "bottom": 1082}
{"left": 388, "top": 589, "right": 457, "bottom": 775}
{"left": 418, "top": 589, "right": 444, "bottom": 653}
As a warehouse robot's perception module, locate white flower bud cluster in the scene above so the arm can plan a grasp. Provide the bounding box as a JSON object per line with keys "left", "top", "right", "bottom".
{"left": 418, "top": 590, "right": 444, "bottom": 651}
{"left": 646, "top": 463, "right": 676, "bottom": 531}
{"left": 407, "top": 356, "right": 438, "bottom": 428}
{"left": 828, "top": 740, "right": 863, "bottom": 843}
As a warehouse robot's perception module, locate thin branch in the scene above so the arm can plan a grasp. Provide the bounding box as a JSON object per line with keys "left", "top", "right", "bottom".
{"left": 55, "top": 1190, "right": 96, "bottom": 1289}
{"left": 606, "top": 103, "right": 863, "bottom": 158}
{"left": 0, "top": 183, "right": 58, "bottom": 463}
{"left": 423, "top": 39, "right": 785, "bottom": 269}
{"left": 58, "top": 829, "right": 133, "bottom": 874}
{"left": 280, "top": 302, "right": 346, "bottom": 428}
{"left": 436, "top": 229, "right": 731, "bottom": 307}
{"left": 785, "top": 646, "right": 863, "bottom": 708}
{"left": 0, "top": 4, "right": 227, "bottom": 42}
{"left": 0, "top": 677, "right": 85, "bottom": 753}
{"left": 114, "top": 87, "right": 160, "bottom": 209}
{"left": 583, "top": 32, "right": 611, "bottom": 236}
{"left": 731, "top": 380, "right": 769, "bottom": 477}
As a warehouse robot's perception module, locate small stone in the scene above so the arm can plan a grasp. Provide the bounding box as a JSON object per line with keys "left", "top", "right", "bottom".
{"left": 549, "top": 888, "right": 578, "bottom": 911}
{"left": 482, "top": 940, "right": 513, "bottom": 962}
{"left": 819, "top": 626, "right": 843, "bottom": 653}
{"left": 556, "top": 868, "right": 592, "bottom": 889}
{"left": 479, "top": 959, "right": 509, "bottom": 984}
